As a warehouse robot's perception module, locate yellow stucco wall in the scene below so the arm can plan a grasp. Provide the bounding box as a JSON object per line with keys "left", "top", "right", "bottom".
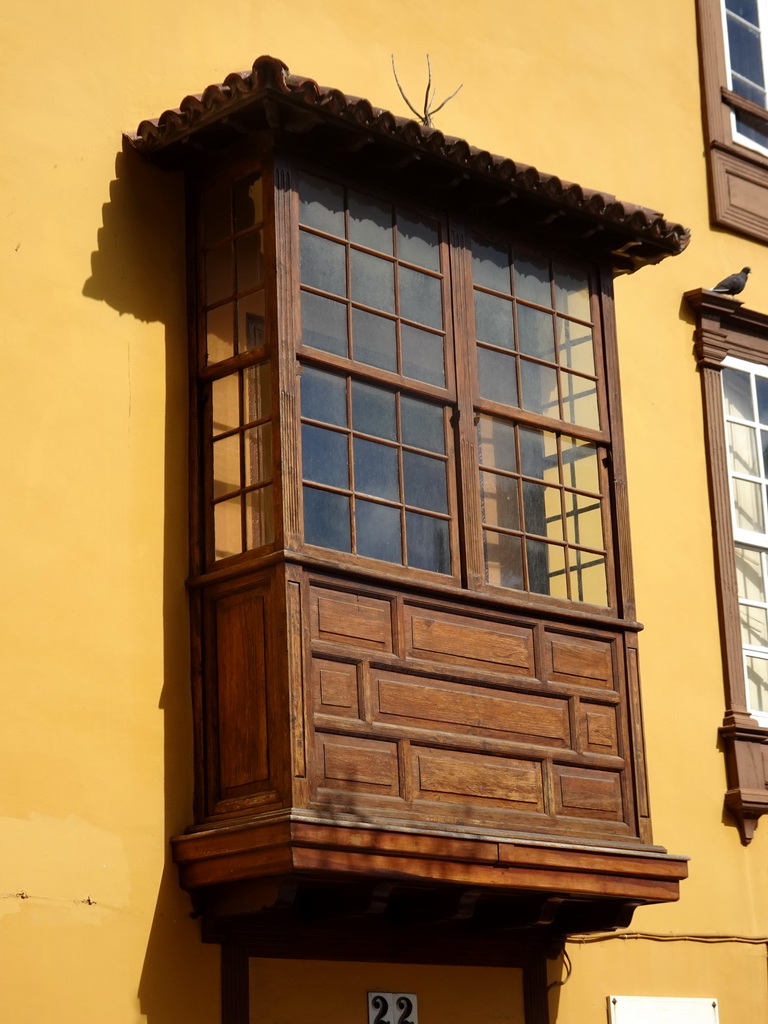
{"left": 2, "top": 0, "right": 768, "bottom": 1021}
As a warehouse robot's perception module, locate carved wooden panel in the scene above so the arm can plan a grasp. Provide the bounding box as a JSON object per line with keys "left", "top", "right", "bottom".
{"left": 312, "top": 659, "right": 359, "bottom": 719}
{"left": 577, "top": 703, "right": 619, "bottom": 757}
{"left": 319, "top": 735, "right": 399, "bottom": 795}
{"left": 311, "top": 587, "right": 393, "bottom": 652}
{"left": 553, "top": 765, "right": 624, "bottom": 821}
{"left": 406, "top": 606, "right": 535, "bottom": 676}
{"left": 412, "top": 747, "right": 544, "bottom": 812}
{"left": 545, "top": 631, "right": 615, "bottom": 690}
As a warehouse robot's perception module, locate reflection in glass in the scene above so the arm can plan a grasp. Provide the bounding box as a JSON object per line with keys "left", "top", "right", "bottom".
{"left": 399, "top": 267, "right": 442, "bottom": 329}
{"left": 300, "top": 232, "right": 346, "bottom": 296}
{"left": 472, "top": 236, "right": 510, "bottom": 293}
{"left": 561, "top": 436, "right": 600, "bottom": 492}
{"left": 741, "top": 604, "right": 768, "bottom": 647}
{"left": 214, "top": 497, "right": 242, "bottom": 559}
{"left": 520, "top": 360, "right": 558, "bottom": 417}
{"left": 735, "top": 545, "right": 764, "bottom": 601}
{"left": 354, "top": 438, "right": 399, "bottom": 500}
{"left": 756, "top": 376, "right": 768, "bottom": 425}
{"left": 480, "top": 471, "right": 520, "bottom": 531}
{"left": 514, "top": 253, "right": 551, "bottom": 307}
{"left": 206, "top": 244, "right": 233, "bottom": 305}
{"left": 402, "top": 396, "right": 445, "bottom": 454}
{"left": 569, "top": 552, "right": 607, "bottom": 605}
{"left": 352, "top": 381, "right": 397, "bottom": 440}
{"left": 397, "top": 212, "right": 440, "bottom": 271}
{"left": 301, "top": 367, "right": 347, "bottom": 426}
{"left": 302, "top": 291, "right": 348, "bottom": 356}
{"left": 298, "top": 174, "right": 345, "bottom": 236}
{"left": 233, "top": 173, "right": 263, "bottom": 233}
{"left": 734, "top": 477, "right": 765, "bottom": 532}
{"left": 553, "top": 263, "right": 590, "bottom": 321}
{"left": 302, "top": 425, "right": 349, "bottom": 489}
{"left": 351, "top": 250, "right": 395, "bottom": 313}
{"left": 474, "top": 291, "right": 514, "bottom": 350}
{"left": 478, "top": 348, "right": 518, "bottom": 407}
{"left": 212, "top": 373, "right": 239, "bottom": 436}
{"left": 303, "top": 487, "right": 351, "bottom": 551}
{"left": 484, "top": 530, "right": 523, "bottom": 589}
{"left": 523, "top": 481, "right": 562, "bottom": 540}
{"left": 246, "top": 485, "right": 274, "bottom": 548}
{"left": 352, "top": 308, "right": 397, "bottom": 372}
{"left": 203, "top": 185, "right": 230, "bottom": 246}
{"left": 349, "top": 191, "right": 393, "bottom": 254}
{"left": 245, "top": 422, "right": 272, "bottom": 486}
{"left": 401, "top": 325, "right": 445, "bottom": 386}
{"left": 403, "top": 452, "right": 447, "bottom": 513}
{"left": 519, "top": 427, "right": 557, "bottom": 481}
{"left": 517, "top": 306, "right": 555, "bottom": 362}
{"left": 207, "top": 303, "right": 234, "bottom": 363}
{"left": 235, "top": 230, "right": 263, "bottom": 293}
{"left": 557, "top": 318, "right": 595, "bottom": 375}
{"left": 243, "top": 362, "right": 271, "bottom": 423}
{"left": 478, "top": 416, "right": 517, "bottom": 473}
{"left": 527, "top": 539, "right": 566, "bottom": 597}
{"left": 746, "top": 655, "right": 768, "bottom": 712}
{"left": 566, "top": 492, "right": 603, "bottom": 549}
{"left": 213, "top": 434, "right": 240, "bottom": 497}
{"left": 238, "top": 290, "right": 266, "bottom": 352}
{"left": 561, "top": 371, "right": 600, "bottom": 429}
{"left": 356, "top": 499, "right": 402, "bottom": 563}
{"left": 728, "top": 421, "right": 760, "bottom": 476}
{"left": 723, "top": 369, "right": 754, "bottom": 420}
{"left": 406, "top": 511, "right": 450, "bottom": 573}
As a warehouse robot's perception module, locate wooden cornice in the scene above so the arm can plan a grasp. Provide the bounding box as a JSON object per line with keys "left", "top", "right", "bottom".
{"left": 685, "top": 288, "right": 768, "bottom": 369}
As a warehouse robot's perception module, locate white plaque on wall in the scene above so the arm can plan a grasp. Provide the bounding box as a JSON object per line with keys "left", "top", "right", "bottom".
{"left": 608, "top": 995, "right": 719, "bottom": 1024}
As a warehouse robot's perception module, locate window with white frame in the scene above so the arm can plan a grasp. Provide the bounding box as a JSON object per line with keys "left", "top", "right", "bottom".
{"left": 721, "top": 0, "right": 768, "bottom": 154}
{"left": 723, "top": 356, "right": 768, "bottom": 719}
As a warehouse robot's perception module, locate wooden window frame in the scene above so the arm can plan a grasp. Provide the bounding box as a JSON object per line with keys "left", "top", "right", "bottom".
{"left": 696, "top": 0, "right": 768, "bottom": 242}
{"left": 686, "top": 287, "right": 768, "bottom": 843}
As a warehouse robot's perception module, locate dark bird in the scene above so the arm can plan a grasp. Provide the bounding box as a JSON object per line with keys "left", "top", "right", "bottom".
{"left": 711, "top": 267, "right": 751, "bottom": 294}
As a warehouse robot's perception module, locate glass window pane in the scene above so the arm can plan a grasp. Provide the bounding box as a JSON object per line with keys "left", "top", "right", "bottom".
{"left": 214, "top": 497, "right": 242, "bottom": 559}
{"left": 521, "top": 360, "right": 559, "bottom": 418}
{"left": 207, "top": 302, "right": 235, "bottom": 364}
{"left": 403, "top": 451, "right": 448, "bottom": 513}
{"left": 402, "top": 396, "right": 445, "bottom": 454}
{"left": 514, "top": 253, "right": 551, "bottom": 307}
{"left": 517, "top": 305, "right": 556, "bottom": 362}
{"left": 245, "top": 485, "right": 274, "bottom": 549}
{"left": 235, "top": 230, "right": 263, "bottom": 293}
{"left": 301, "top": 367, "right": 347, "bottom": 426}
{"left": 303, "top": 486, "right": 351, "bottom": 552}
{"left": 352, "top": 381, "right": 397, "bottom": 440}
{"left": 733, "top": 477, "right": 765, "bottom": 532}
{"left": 746, "top": 656, "right": 768, "bottom": 712}
{"left": 553, "top": 264, "right": 591, "bottom": 321}
{"left": 399, "top": 267, "right": 442, "bottom": 329}
{"left": 401, "top": 325, "right": 445, "bottom": 386}
{"left": 213, "top": 434, "right": 240, "bottom": 498}
{"left": 566, "top": 493, "right": 604, "bottom": 549}
{"left": 349, "top": 191, "right": 393, "bottom": 254}
{"left": 735, "top": 545, "right": 765, "bottom": 601}
{"left": 484, "top": 530, "right": 523, "bottom": 589}
{"left": 756, "top": 377, "right": 768, "bottom": 425}
{"left": 728, "top": 421, "right": 760, "bottom": 476}
{"left": 356, "top": 499, "right": 402, "bottom": 563}
{"left": 723, "top": 369, "right": 754, "bottom": 420}
{"left": 302, "top": 291, "right": 348, "bottom": 356}
{"left": 735, "top": 107, "right": 768, "bottom": 145}
{"left": 302, "top": 424, "right": 349, "bottom": 489}
{"left": 238, "top": 290, "right": 266, "bottom": 353}
{"left": 561, "top": 370, "right": 600, "bottom": 429}
{"left": 351, "top": 250, "right": 395, "bottom": 313}
{"left": 727, "top": 15, "right": 765, "bottom": 87}
{"left": 557, "top": 318, "right": 595, "bottom": 376}
{"left": 397, "top": 212, "right": 440, "bottom": 271}
{"left": 299, "top": 174, "right": 345, "bottom": 236}
{"left": 233, "top": 173, "right": 263, "bottom": 233}
{"left": 726, "top": 0, "right": 759, "bottom": 24}
{"left": 519, "top": 427, "right": 558, "bottom": 481}
{"left": 353, "top": 438, "right": 399, "bottom": 501}
{"left": 472, "top": 236, "right": 511, "bottom": 293}
{"left": 523, "top": 481, "right": 563, "bottom": 541}
{"left": 352, "top": 308, "right": 397, "bottom": 372}
{"left": 478, "top": 347, "right": 518, "bottom": 407}
{"left": 569, "top": 551, "right": 608, "bottom": 605}
{"left": 243, "top": 362, "right": 271, "bottom": 423}
{"left": 477, "top": 416, "right": 517, "bottom": 472}
{"left": 206, "top": 243, "right": 233, "bottom": 305}
{"left": 300, "top": 232, "right": 346, "bottom": 297}
{"left": 406, "top": 511, "right": 451, "bottom": 573}
{"left": 245, "top": 422, "right": 272, "bottom": 486}
{"left": 561, "top": 436, "right": 600, "bottom": 493}
{"left": 741, "top": 604, "right": 768, "bottom": 647}
{"left": 474, "top": 291, "right": 514, "bottom": 350}
{"left": 212, "top": 373, "right": 240, "bottom": 436}
{"left": 527, "top": 539, "right": 567, "bottom": 597}
{"left": 202, "top": 184, "right": 230, "bottom": 246}
{"left": 480, "top": 471, "right": 520, "bottom": 531}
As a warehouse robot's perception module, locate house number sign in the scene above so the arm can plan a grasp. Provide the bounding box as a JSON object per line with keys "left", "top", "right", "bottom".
{"left": 367, "top": 992, "right": 418, "bottom": 1024}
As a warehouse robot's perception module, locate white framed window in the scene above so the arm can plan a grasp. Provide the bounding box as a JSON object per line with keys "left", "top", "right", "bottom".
{"left": 721, "top": 0, "right": 768, "bottom": 155}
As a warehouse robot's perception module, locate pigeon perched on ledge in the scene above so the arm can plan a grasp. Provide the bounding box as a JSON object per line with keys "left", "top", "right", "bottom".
{"left": 711, "top": 267, "right": 751, "bottom": 295}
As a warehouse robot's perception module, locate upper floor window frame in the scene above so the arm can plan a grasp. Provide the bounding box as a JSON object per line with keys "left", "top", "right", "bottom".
{"left": 720, "top": 0, "right": 768, "bottom": 157}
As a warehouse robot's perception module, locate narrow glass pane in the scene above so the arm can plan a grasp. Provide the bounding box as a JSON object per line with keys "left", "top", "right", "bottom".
{"left": 553, "top": 263, "right": 591, "bottom": 321}
{"left": 733, "top": 76, "right": 767, "bottom": 104}
{"left": 207, "top": 302, "right": 235, "bottom": 364}
{"left": 756, "top": 377, "right": 768, "bottom": 425}
{"left": 349, "top": 191, "right": 393, "bottom": 254}
{"left": 351, "top": 250, "right": 395, "bottom": 313}
{"left": 527, "top": 539, "right": 567, "bottom": 597}
{"left": 478, "top": 347, "right": 518, "bottom": 407}
{"left": 524, "top": 481, "right": 563, "bottom": 540}
{"left": 566, "top": 492, "right": 604, "bottom": 549}
{"left": 726, "top": 0, "right": 759, "bottom": 23}
{"left": 746, "top": 656, "right": 768, "bottom": 712}
{"left": 299, "top": 174, "right": 345, "bottom": 236}
{"left": 235, "top": 230, "right": 264, "bottom": 293}
{"left": 484, "top": 530, "right": 523, "bottom": 589}
{"left": 202, "top": 185, "right": 230, "bottom": 246}
{"left": 401, "top": 325, "right": 445, "bottom": 386}
{"left": 735, "top": 108, "right": 768, "bottom": 146}
{"left": 238, "top": 290, "right": 266, "bottom": 352}
{"left": 557, "top": 318, "right": 596, "bottom": 376}
{"left": 352, "top": 381, "right": 397, "bottom": 441}
{"left": 353, "top": 438, "right": 399, "bottom": 501}
{"left": 477, "top": 416, "right": 516, "bottom": 472}
{"left": 480, "top": 471, "right": 520, "bottom": 531}
{"left": 300, "top": 232, "right": 346, "bottom": 297}
{"left": 245, "top": 422, "right": 272, "bottom": 486}
{"left": 233, "top": 173, "right": 263, "bottom": 232}
{"left": 213, "top": 434, "right": 240, "bottom": 498}
{"left": 397, "top": 212, "right": 440, "bottom": 270}
{"left": 727, "top": 15, "right": 765, "bottom": 86}
{"left": 723, "top": 368, "right": 754, "bottom": 420}
{"left": 733, "top": 477, "right": 765, "bottom": 532}
{"left": 206, "top": 244, "right": 233, "bottom": 305}
{"left": 735, "top": 545, "right": 765, "bottom": 601}
{"left": 474, "top": 291, "right": 514, "bottom": 350}
{"left": 301, "top": 367, "right": 347, "bottom": 426}
{"left": 212, "top": 373, "right": 240, "bottom": 436}
{"left": 399, "top": 267, "right": 443, "bottom": 329}
{"left": 519, "top": 427, "right": 558, "bottom": 481}
{"left": 302, "top": 424, "right": 349, "bottom": 489}
{"left": 402, "top": 396, "right": 445, "bottom": 454}
{"left": 301, "top": 291, "right": 347, "bottom": 356}
{"left": 406, "top": 512, "right": 451, "bottom": 573}
{"left": 728, "top": 421, "right": 760, "bottom": 476}
{"left": 569, "top": 551, "right": 608, "bottom": 605}
{"left": 514, "top": 253, "right": 551, "bottom": 307}
{"left": 561, "top": 370, "right": 600, "bottom": 429}
{"left": 245, "top": 485, "right": 274, "bottom": 549}
{"left": 214, "top": 496, "right": 242, "bottom": 559}
{"left": 517, "top": 305, "right": 556, "bottom": 362}
{"left": 303, "top": 487, "right": 351, "bottom": 552}
{"left": 741, "top": 604, "right": 768, "bottom": 647}
{"left": 243, "top": 362, "right": 271, "bottom": 423}
{"left": 356, "top": 499, "right": 402, "bottom": 563}
{"left": 472, "top": 236, "right": 511, "bottom": 293}
{"left": 352, "top": 308, "right": 397, "bottom": 372}
{"left": 561, "top": 436, "right": 600, "bottom": 493}
{"left": 403, "top": 451, "right": 448, "bottom": 513}
{"left": 520, "top": 360, "right": 559, "bottom": 418}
